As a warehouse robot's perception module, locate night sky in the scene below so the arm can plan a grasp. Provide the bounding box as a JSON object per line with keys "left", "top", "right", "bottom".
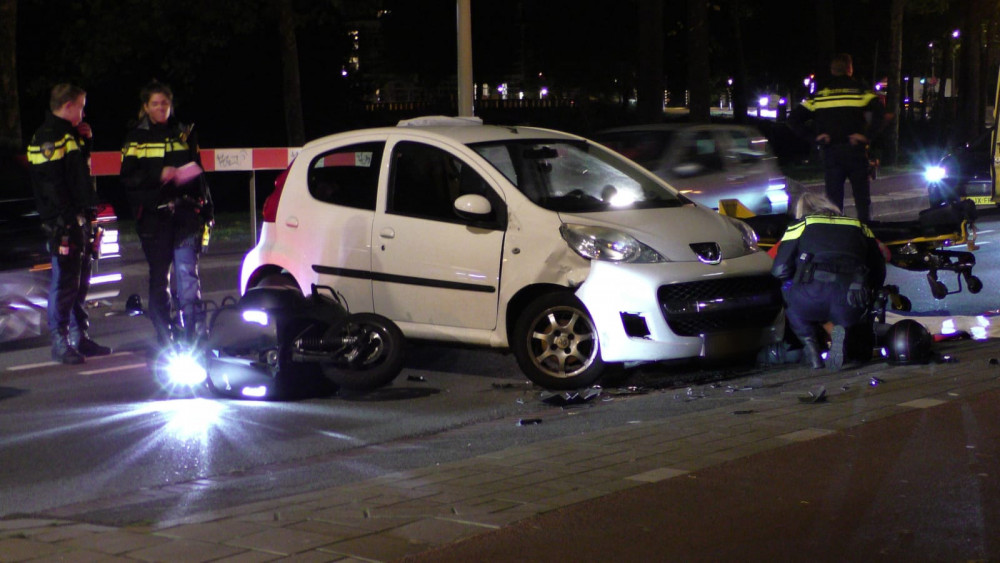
{"left": 13, "top": 0, "right": 964, "bottom": 151}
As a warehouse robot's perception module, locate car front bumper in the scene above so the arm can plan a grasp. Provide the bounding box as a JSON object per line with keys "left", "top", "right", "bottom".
{"left": 575, "top": 252, "right": 784, "bottom": 363}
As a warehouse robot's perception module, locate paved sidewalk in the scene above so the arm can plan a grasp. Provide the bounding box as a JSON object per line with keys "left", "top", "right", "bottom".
{"left": 2, "top": 337, "right": 998, "bottom": 561}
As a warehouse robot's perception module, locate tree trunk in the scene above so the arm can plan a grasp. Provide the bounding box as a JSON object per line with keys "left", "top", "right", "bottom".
{"left": 637, "top": 0, "right": 664, "bottom": 121}
{"left": 278, "top": 0, "right": 305, "bottom": 146}
{"left": 958, "top": 0, "right": 987, "bottom": 142}
{"left": 0, "top": 0, "right": 21, "bottom": 149}
{"left": 815, "top": 0, "right": 836, "bottom": 72}
{"left": 727, "top": 0, "right": 748, "bottom": 124}
{"left": 885, "top": 0, "right": 904, "bottom": 165}
{"left": 686, "top": 0, "right": 710, "bottom": 123}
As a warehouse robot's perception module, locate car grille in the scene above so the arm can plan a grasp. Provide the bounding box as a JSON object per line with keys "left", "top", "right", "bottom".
{"left": 657, "top": 275, "right": 782, "bottom": 337}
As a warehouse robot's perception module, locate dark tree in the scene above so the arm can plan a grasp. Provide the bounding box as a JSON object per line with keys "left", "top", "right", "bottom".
{"left": 0, "top": 0, "right": 20, "bottom": 149}
{"left": 278, "top": 0, "right": 305, "bottom": 146}
{"left": 637, "top": 0, "right": 664, "bottom": 121}
{"left": 686, "top": 0, "right": 711, "bottom": 122}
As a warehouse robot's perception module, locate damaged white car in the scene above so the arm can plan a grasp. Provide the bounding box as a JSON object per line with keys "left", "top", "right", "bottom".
{"left": 241, "top": 116, "right": 784, "bottom": 389}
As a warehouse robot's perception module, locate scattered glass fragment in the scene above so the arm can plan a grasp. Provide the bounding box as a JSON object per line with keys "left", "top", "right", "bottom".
{"left": 869, "top": 377, "right": 885, "bottom": 387}
{"left": 799, "top": 385, "right": 827, "bottom": 403}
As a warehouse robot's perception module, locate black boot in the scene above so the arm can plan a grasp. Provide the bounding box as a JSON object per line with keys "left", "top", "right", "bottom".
{"left": 827, "top": 325, "right": 847, "bottom": 370}
{"left": 52, "top": 332, "right": 85, "bottom": 365}
{"left": 802, "top": 337, "right": 824, "bottom": 369}
{"left": 73, "top": 331, "right": 112, "bottom": 357}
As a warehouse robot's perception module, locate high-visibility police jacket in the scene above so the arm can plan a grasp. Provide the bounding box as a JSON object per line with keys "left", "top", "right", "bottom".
{"left": 771, "top": 214, "right": 886, "bottom": 287}
{"left": 788, "top": 75, "right": 887, "bottom": 147}
{"left": 120, "top": 117, "right": 212, "bottom": 237}
{"left": 26, "top": 112, "right": 96, "bottom": 225}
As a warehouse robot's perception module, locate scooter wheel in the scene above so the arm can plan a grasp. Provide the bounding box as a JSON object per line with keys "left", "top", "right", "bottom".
{"left": 966, "top": 275, "right": 983, "bottom": 294}
{"left": 320, "top": 313, "right": 405, "bottom": 391}
{"left": 930, "top": 280, "right": 948, "bottom": 300}
{"left": 891, "top": 295, "right": 912, "bottom": 312}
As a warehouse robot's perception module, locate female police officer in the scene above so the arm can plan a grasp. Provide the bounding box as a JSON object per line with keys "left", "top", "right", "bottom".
{"left": 120, "top": 81, "right": 213, "bottom": 348}
{"left": 771, "top": 193, "right": 885, "bottom": 370}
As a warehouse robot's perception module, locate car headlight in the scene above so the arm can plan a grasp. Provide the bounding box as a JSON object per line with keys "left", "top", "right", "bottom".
{"left": 560, "top": 223, "right": 668, "bottom": 263}
{"left": 728, "top": 217, "right": 759, "bottom": 252}
{"left": 924, "top": 165, "right": 946, "bottom": 183}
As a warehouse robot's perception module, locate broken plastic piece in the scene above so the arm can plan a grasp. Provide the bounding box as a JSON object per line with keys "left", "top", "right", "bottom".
{"left": 869, "top": 376, "right": 885, "bottom": 387}
{"left": 540, "top": 387, "right": 601, "bottom": 406}
{"left": 799, "top": 385, "right": 827, "bottom": 403}
{"left": 407, "top": 375, "right": 426, "bottom": 382}
{"left": 517, "top": 418, "right": 543, "bottom": 426}
{"left": 732, "top": 409, "right": 754, "bottom": 415}
{"left": 989, "top": 358, "right": 999, "bottom": 366}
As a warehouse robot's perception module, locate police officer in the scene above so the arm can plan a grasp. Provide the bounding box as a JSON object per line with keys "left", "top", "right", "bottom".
{"left": 788, "top": 53, "right": 888, "bottom": 222}
{"left": 120, "top": 81, "right": 213, "bottom": 347}
{"left": 771, "top": 193, "right": 886, "bottom": 370}
{"left": 27, "top": 83, "right": 112, "bottom": 364}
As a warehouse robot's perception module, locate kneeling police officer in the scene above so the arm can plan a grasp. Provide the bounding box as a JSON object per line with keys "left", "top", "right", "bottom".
{"left": 771, "top": 193, "right": 886, "bottom": 370}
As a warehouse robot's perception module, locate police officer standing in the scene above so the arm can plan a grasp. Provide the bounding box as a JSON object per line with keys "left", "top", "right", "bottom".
{"left": 771, "top": 193, "right": 886, "bottom": 370}
{"left": 120, "top": 81, "right": 213, "bottom": 348}
{"left": 788, "top": 53, "right": 889, "bottom": 222}
{"left": 27, "top": 83, "right": 112, "bottom": 364}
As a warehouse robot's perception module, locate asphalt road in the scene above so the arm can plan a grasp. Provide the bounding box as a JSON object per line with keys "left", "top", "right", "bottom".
{"left": 2, "top": 193, "right": 997, "bottom": 529}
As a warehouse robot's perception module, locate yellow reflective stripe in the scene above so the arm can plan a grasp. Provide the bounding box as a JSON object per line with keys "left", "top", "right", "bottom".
{"left": 805, "top": 90, "right": 878, "bottom": 110}
{"left": 121, "top": 140, "right": 188, "bottom": 160}
{"left": 26, "top": 134, "right": 80, "bottom": 164}
{"left": 779, "top": 215, "right": 875, "bottom": 241}
{"left": 780, "top": 220, "right": 806, "bottom": 241}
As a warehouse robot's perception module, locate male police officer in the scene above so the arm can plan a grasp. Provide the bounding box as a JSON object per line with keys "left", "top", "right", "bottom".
{"left": 771, "top": 193, "right": 886, "bottom": 370}
{"left": 27, "top": 84, "right": 111, "bottom": 363}
{"left": 788, "top": 53, "right": 888, "bottom": 222}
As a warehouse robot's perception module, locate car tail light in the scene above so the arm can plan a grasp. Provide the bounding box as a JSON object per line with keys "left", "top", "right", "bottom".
{"left": 262, "top": 164, "right": 292, "bottom": 223}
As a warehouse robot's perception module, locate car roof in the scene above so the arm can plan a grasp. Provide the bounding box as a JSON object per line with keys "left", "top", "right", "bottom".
{"left": 304, "top": 116, "right": 585, "bottom": 150}
{"left": 596, "top": 123, "right": 759, "bottom": 135}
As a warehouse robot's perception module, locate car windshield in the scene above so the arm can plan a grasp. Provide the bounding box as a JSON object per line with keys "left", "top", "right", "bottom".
{"left": 470, "top": 140, "right": 687, "bottom": 212}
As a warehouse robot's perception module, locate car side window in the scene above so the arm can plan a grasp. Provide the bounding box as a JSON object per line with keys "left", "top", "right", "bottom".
{"left": 388, "top": 141, "right": 506, "bottom": 229}
{"left": 307, "top": 142, "right": 385, "bottom": 210}
{"left": 685, "top": 131, "right": 724, "bottom": 174}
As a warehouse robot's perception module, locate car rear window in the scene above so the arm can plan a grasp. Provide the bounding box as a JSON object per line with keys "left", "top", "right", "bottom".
{"left": 307, "top": 142, "right": 385, "bottom": 210}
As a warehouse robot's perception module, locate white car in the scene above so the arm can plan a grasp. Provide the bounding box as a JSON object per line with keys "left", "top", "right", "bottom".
{"left": 241, "top": 117, "right": 784, "bottom": 389}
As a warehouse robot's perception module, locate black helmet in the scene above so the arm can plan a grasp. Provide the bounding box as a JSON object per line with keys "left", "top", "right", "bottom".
{"left": 885, "top": 319, "right": 933, "bottom": 365}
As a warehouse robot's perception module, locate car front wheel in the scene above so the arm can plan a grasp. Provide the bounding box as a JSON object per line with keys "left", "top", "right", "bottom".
{"left": 512, "top": 292, "right": 607, "bottom": 390}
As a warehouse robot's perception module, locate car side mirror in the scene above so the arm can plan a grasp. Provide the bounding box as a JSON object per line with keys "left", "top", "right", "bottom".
{"left": 453, "top": 194, "right": 492, "bottom": 219}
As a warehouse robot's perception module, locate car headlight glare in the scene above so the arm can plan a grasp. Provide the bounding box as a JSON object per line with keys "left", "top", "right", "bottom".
{"left": 560, "top": 224, "right": 668, "bottom": 263}
{"left": 924, "top": 165, "right": 946, "bottom": 183}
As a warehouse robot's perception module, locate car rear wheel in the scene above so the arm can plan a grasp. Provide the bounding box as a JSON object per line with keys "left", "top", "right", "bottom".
{"left": 512, "top": 292, "right": 607, "bottom": 390}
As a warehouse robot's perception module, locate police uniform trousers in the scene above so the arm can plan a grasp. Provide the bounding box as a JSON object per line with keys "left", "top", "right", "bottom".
{"left": 139, "top": 211, "right": 204, "bottom": 343}
{"left": 47, "top": 222, "right": 93, "bottom": 339}
{"left": 822, "top": 144, "right": 871, "bottom": 222}
{"left": 782, "top": 276, "right": 868, "bottom": 342}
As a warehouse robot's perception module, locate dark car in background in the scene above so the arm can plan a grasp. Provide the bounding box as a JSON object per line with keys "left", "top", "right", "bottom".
{"left": 920, "top": 129, "right": 997, "bottom": 208}
{"left": 0, "top": 151, "right": 121, "bottom": 344}
{"left": 594, "top": 123, "right": 789, "bottom": 215}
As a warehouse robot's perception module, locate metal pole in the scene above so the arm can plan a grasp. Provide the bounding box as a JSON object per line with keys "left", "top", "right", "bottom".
{"left": 456, "top": 0, "right": 474, "bottom": 116}
{"left": 249, "top": 171, "right": 257, "bottom": 245}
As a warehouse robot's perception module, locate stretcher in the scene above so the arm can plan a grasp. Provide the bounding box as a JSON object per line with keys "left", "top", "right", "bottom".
{"left": 721, "top": 198, "right": 982, "bottom": 303}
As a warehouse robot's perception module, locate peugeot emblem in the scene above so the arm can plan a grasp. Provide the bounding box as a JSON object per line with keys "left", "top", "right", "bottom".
{"left": 690, "top": 242, "right": 722, "bottom": 264}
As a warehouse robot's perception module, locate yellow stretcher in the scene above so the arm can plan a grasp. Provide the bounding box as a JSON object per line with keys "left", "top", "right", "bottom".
{"left": 721, "top": 198, "right": 982, "bottom": 302}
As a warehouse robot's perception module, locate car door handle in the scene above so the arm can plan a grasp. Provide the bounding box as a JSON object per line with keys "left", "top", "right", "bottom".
{"left": 285, "top": 216, "right": 299, "bottom": 228}
{"left": 379, "top": 228, "right": 395, "bottom": 239}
